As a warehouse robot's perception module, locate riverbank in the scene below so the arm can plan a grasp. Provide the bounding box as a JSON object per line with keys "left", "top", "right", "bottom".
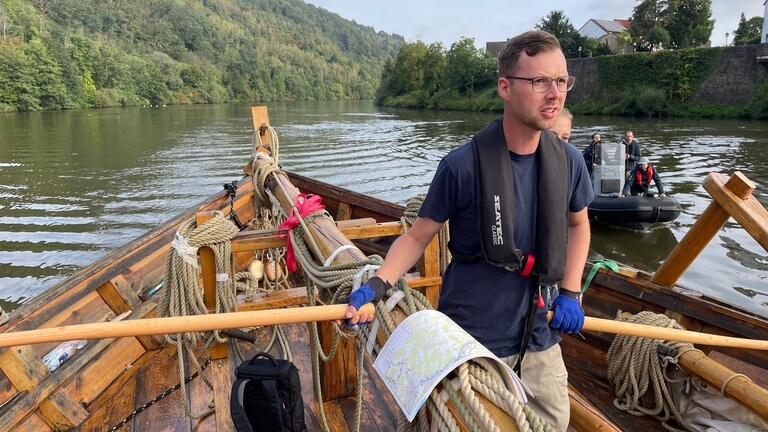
{"left": 377, "top": 45, "right": 768, "bottom": 119}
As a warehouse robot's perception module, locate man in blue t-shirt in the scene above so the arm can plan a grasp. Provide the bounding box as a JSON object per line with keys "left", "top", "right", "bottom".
{"left": 345, "top": 30, "right": 593, "bottom": 431}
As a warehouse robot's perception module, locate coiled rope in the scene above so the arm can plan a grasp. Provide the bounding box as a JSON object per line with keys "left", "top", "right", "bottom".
{"left": 606, "top": 310, "right": 697, "bottom": 432}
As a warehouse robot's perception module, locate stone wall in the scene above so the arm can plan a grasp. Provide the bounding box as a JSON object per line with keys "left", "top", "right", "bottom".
{"left": 565, "top": 45, "right": 768, "bottom": 106}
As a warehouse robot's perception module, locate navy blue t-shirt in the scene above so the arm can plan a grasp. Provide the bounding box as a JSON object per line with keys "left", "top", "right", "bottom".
{"left": 418, "top": 136, "right": 593, "bottom": 358}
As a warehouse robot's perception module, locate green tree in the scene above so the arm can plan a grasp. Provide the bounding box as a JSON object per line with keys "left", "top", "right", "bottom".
{"left": 630, "top": 0, "right": 668, "bottom": 50}
{"left": 630, "top": 0, "right": 713, "bottom": 49}
{"left": 664, "top": 0, "right": 713, "bottom": 48}
{"left": 536, "top": 10, "right": 580, "bottom": 58}
{"left": 24, "top": 38, "right": 67, "bottom": 109}
{"left": 647, "top": 25, "right": 671, "bottom": 50}
{"left": 733, "top": 13, "right": 763, "bottom": 45}
{"left": 443, "top": 37, "right": 496, "bottom": 95}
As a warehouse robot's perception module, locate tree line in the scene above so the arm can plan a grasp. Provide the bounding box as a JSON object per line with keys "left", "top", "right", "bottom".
{"left": 0, "top": 0, "right": 405, "bottom": 112}
{"left": 375, "top": 2, "right": 766, "bottom": 118}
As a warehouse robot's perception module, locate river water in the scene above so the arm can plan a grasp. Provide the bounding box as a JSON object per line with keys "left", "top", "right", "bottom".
{"left": 1, "top": 101, "right": 766, "bottom": 316}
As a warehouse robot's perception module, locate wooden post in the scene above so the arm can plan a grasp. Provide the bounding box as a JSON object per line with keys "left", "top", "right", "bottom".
{"left": 196, "top": 211, "right": 228, "bottom": 362}
{"left": 251, "top": 107, "right": 367, "bottom": 400}
{"left": 652, "top": 172, "right": 760, "bottom": 287}
{"left": 419, "top": 237, "right": 441, "bottom": 308}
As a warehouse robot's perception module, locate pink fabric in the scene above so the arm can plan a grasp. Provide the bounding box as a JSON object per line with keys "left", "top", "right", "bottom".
{"left": 277, "top": 194, "right": 325, "bottom": 272}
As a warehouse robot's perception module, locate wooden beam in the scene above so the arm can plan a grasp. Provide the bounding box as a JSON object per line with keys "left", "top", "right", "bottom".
{"left": 231, "top": 220, "right": 403, "bottom": 254}
{"left": 652, "top": 172, "right": 758, "bottom": 287}
{"left": 196, "top": 211, "right": 227, "bottom": 361}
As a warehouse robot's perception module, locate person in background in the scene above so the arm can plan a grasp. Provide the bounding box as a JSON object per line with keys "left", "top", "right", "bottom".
{"left": 623, "top": 130, "right": 641, "bottom": 177}
{"left": 622, "top": 156, "right": 666, "bottom": 197}
{"left": 582, "top": 132, "right": 602, "bottom": 175}
{"left": 551, "top": 107, "right": 572, "bottom": 142}
{"left": 343, "top": 30, "right": 593, "bottom": 432}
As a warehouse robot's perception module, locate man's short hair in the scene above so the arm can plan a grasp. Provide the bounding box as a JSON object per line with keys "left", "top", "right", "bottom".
{"left": 498, "top": 30, "right": 562, "bottom": 77}
{"left": 560, "top": 107, "right": 573, "bottom": 120}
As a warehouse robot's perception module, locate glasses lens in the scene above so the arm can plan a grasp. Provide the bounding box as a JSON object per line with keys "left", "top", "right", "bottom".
{"left": 563, "top": 76, "right": 575, "bottom": 91}
{"left": 531, "top": 76, "right": 575, "bottom": 93}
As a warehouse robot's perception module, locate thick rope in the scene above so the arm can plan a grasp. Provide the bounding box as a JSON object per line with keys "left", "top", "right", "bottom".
{"left": 606, "top": 311, "right": 694, "bottom": 432}
{"left": 156, "top": 211, "right": 240, "bottom": 417}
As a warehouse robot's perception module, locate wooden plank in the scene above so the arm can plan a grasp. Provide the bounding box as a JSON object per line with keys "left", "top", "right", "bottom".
{"left": 14, "top": 412, "right": 53, "bottom": 432}
{"left": 231, "top": 220, "right": 403, "bottom": 253}
{"left": 568, "top": 385, "right": 621, "bottom": 431}
{"left": 288, "top": 172, "right": 404, "bottom": 221}
{"left": 0, "top": 345, "right": 47, "bottom": 391}
{"left": 37, "top": 389, "right": 90, "bottom": 430}
{"left": 321, "top": 401, "right": 351, "bottom": 432}
{"left": 210, "top": 357, "right": 235, "bottom": 432}
{"left": 134, "top": 346, "right": 190, "bottom": 431}
{"left": 96, "top": 275, "right": 137, "bottom": 315}
{"left": 32, "top": 291, "right": 114, "bottom": 357}
{"left": 76, "top": 372, "right": 137, "bottom": 432}
{"left": 318, "top": 321, "right": 357, "bottom": 400}
{"left": 236, "top": 287, "right": 312, "bottom": 311}
{"left": 63, "top": 337, "right": 145, "bottom": 406}
{"left": 0, "top": 339, "right": 117, "bottom": 432}
{"left": 336, "top": 202, "right": 353, "bottom": 221}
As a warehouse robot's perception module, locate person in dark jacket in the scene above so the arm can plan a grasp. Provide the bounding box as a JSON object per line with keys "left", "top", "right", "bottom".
{"left": 582, "top": 133, "right": 602, "bottom": 175}
{"left": 622, "top": 157, "right": 666, "bottom": 196}
{"left": 623, "top": 130, "right": 641, "bottom": 176}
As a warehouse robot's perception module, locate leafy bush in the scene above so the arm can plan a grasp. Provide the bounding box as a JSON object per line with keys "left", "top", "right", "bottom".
{"left": 635, "top": 87, "right": 668, "bottom": 117}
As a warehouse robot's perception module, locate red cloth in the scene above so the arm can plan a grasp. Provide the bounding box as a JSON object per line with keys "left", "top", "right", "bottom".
{"left": 277, "top": 194, "right": 325, "bottom": 272}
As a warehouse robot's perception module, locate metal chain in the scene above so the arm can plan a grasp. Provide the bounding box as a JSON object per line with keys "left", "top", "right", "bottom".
{"left": 108, "top": 358, "right": 212, "bottom": 432}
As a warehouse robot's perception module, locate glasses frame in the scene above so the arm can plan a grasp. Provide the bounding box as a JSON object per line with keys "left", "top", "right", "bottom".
{"left": 504, "top": 75, "right": 576, "bottom": 93}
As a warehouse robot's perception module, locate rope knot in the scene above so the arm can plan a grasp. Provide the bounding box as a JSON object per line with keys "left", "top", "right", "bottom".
{"left": 172, "top": 231, "right": 199, "bottom": 268}
{"left": 278, "top": 194, "right": 325, "bottom": 272}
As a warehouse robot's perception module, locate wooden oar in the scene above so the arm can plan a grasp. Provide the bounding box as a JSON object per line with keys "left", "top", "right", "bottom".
{"left": 554, "top": 312, "right": 768, "bottom": 350}
{"left": 0, "top": 303, "right": 375, "bottom": 349}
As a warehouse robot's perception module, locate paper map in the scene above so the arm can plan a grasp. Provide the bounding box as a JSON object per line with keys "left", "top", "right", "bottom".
{"left": 372, "top": 309, "right": 527, "bottom": 421}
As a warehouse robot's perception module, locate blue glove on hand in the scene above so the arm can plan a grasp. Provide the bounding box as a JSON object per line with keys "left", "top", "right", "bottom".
{"left": 550, "top": 295, "right": 584, "bottom": 334}
{"left": 348, "top": 283, "right": 375, "bottom": 311}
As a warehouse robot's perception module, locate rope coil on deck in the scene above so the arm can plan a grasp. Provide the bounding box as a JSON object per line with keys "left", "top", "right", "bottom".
{"left": 606, "top": 310, "right": 697, "bottom": 432}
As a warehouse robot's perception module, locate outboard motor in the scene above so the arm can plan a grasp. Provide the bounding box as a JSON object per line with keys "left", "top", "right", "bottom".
{"left": 592, "top": 142, "right": 625, "bottom": 196}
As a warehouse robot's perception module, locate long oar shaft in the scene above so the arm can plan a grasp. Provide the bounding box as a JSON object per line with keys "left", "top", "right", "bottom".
{"left": 578, "top": 313, "right": 768, "bottom": 350}
{"left": 0, "top": 303, "right": 374, "bottom": 348}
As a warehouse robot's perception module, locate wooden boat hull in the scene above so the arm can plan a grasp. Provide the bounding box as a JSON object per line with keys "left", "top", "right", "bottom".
{"left": 588, "top": 194, "right": 682, "bottom": 229}
{"left": 0, "top": 116, "right": 766, "bottom": 431}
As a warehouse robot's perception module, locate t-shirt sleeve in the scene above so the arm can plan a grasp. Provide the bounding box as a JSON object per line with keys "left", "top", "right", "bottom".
{"left": 418, "top": 157, "right": 459, "bottom": 224}
{"left": 566, "top": 143, "right": 594, "bottom": 212}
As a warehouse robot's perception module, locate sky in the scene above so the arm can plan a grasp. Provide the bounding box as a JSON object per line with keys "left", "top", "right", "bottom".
{"left": 306, "top": 0, "right": 764, "bottom": 49}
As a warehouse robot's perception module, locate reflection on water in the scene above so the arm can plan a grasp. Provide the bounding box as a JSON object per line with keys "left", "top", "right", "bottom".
{"left": 0, "top": 101, "right": 766, "bottom": 318}
{"left": 588, "top": 224, "right": 679, "bottom": 273}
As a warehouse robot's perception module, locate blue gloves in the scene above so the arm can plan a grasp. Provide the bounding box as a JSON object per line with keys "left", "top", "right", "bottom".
{"left": 348, "top": 283, "right": 376, "bottom": 311}
{"left": 550, "top": 295, "right": 584, "bottom": 334}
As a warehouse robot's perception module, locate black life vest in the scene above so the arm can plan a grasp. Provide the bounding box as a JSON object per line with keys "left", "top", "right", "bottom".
{"left": 471, "top": 119, "right": 568, "bottom": 284}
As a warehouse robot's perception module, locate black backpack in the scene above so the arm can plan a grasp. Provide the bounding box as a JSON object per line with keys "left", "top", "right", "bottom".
{"left": 230, "top": 352, "right": 306, "bottom": 432}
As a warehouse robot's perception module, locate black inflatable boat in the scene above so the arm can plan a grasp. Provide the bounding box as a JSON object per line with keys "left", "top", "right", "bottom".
{"left": 588, "top": 194, "right": 682, "bottom": 229}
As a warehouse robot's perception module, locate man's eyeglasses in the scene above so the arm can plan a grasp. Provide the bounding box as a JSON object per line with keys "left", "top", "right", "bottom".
{"left": 504, "top": 75, "right": 576, "bottom": 93}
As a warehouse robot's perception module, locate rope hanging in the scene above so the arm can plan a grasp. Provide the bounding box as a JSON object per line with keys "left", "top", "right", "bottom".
{"left": 276, "top": 189, "right": 554, "bottom": 431}
{"left": 606, "top": 310, "right": 697, "bottom": 432}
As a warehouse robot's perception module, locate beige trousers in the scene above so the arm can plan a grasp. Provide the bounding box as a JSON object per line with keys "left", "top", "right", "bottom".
{"left": 501, "top": 343, "right": 570, "bottom": 432}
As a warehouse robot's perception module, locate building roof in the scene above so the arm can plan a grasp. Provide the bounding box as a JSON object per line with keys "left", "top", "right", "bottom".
{"left": 579, "top": 19, "right": 630, "bottom": 34}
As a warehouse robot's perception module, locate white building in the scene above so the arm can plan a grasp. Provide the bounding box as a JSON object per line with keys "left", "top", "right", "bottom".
{"left": 763, "top": 0, "right": 768, "bottom": 43}
{"left": 578, "top": 19, "right": 633, "bottom": 53}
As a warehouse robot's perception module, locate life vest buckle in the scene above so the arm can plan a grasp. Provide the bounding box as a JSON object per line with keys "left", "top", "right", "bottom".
{"left": 518, "top": 253, "right": 535, "bottom": 277}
